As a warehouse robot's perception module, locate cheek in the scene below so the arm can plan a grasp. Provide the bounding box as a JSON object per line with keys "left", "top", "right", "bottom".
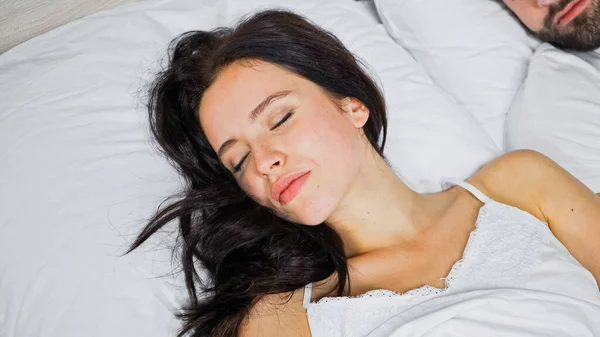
{"left": 523, "top": 10, "right": 549, "bottom": 32}
{"left": 505, "top": 0, "right": 549, "bottom": 32}
{"left": 294, "top": 107, "right": 356, "bottom": 165}
{"left": 294, "top": 108, "right": 361, "bottom": 202}
{"left": 236, "top": 174, "right": 268, "bottom": 206}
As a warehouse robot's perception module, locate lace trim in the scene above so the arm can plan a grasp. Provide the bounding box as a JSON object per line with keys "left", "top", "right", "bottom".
{"left": 308, "top": 203, "right": 492, "bottom": 305}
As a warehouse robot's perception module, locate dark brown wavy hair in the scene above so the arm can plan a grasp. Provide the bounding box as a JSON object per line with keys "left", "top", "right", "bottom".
{"left": 129, "top": 9, "right": 388, "bottom": 337}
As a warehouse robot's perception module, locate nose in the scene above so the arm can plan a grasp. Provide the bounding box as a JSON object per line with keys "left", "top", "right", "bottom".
{"left": 253, "top": 143, "right": 285, "bottom": 177}
{"left": 538, "top": 0, "right": 560, "bottom": 6}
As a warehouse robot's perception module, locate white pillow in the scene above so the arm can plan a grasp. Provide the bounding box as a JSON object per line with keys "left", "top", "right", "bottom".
{"left": 506, "top": 44, "right": 600, "bottom": 193}
{"left": 0, "top": 0, "right": 499, "bottom": 336}
{"left": 374, "top": 0, "right": 540, "bottom": 149}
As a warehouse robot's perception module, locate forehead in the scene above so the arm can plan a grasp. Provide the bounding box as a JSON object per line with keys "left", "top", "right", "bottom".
{"left": 199, "top": 60, "right": 303, "bottom": 147}
{"left": 200, "top": 60, "right": 298, "bottom": 114}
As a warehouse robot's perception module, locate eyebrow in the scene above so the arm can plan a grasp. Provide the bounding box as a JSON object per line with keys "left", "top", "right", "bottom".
{"left": 217, "top": 90, "right": 291, "bottom": 159}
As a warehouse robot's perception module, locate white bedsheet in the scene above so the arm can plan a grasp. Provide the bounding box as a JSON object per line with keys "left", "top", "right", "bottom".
{"left": 0, "top": 0, "right": 499, "bottom": 336}
{"left": 367, "top": 289, "right": 600, "bottom": 337}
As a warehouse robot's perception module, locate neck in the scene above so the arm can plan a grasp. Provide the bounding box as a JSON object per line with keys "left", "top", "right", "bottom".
{"left": 325, "top": 150, "right": 450, "bottom": 257}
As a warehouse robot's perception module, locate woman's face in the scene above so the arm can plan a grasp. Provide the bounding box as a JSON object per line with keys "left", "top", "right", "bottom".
{"left": 199, "top": 60, "right": 370, "bottom": 225}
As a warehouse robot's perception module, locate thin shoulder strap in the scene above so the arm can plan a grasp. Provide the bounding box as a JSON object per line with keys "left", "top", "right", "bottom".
{"left": 302, "top": 283, "right": 313, "bottom": 309}
{"left": 443, "top": 178, "right": 493, "bottom": 204}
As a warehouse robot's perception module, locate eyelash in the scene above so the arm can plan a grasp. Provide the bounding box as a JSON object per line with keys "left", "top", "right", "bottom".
{"left": 271, "top": 111, "right": 293, "bottom": 130}
{"left": 232, "top": 111, "right": 294, "bottom": 173}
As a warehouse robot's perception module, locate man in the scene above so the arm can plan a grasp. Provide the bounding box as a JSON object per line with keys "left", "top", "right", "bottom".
{"left": 502, "top": 0, "right": 600, "bottom": 50}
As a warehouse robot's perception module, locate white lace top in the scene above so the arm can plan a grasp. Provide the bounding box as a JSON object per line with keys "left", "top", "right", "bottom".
{"left": 302, "top": 180, "right": 600, "bottom": 337}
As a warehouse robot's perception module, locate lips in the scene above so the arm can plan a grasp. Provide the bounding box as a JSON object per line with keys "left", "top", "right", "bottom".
{"left": 554, "top": 0, "right": 589, "bottom": 25}
{"left": 271, "top": 170, "right": 311, "bottom": 205}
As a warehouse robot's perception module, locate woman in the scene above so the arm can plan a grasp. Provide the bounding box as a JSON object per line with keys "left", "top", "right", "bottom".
{"left": 129, "top": 9, "right": 600, "bottom": 337}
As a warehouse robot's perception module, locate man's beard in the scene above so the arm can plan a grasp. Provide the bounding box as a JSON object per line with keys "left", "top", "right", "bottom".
{"left": 534, "top": 0, "right": 600, "bottom": 51}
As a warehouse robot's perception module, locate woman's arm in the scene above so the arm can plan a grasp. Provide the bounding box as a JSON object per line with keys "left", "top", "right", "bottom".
{"left": 474, "top": 150, "right": 600, "bottom": 288}
{"left": 239, "top": 290, "right": 312, "bottom": 337}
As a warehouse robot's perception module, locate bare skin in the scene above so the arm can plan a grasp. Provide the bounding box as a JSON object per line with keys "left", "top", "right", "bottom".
{"left": 502, "top": 0, "right": 600, "bottom": 51}
{"left": 198, "top": 60, "right": 600, "bottom": 337}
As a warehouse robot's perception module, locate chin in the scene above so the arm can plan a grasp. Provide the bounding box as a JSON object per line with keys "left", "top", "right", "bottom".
{"left": 299, "top": 221, "right": 323, "bottom": 227}
{"left": 281, "top": 206, "right": 331, "bottom": 226}
{"left": 276, "top": 194, "right": 339, "bottom": 226}
{"left": 285, "top": 212, "right": 326, "bottom": 226}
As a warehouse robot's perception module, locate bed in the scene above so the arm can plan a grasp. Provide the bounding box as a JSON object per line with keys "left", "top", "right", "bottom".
{"left": 0, "top": 0, "right": 599, "bottom": 336}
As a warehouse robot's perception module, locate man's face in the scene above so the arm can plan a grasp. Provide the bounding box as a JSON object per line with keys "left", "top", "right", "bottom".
{"left": 503, "top": 0, "right": 600, "bottom": 51}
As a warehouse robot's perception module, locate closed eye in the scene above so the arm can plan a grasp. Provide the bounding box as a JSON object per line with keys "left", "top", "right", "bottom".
{"left": 233, "top": 153, "right": 249, "bottom": 173}
{"left": 232, "top": 111, "right": 294, "bottom": 173}
{"left": 271, "top": 111, "right": 294, "bottom": 130}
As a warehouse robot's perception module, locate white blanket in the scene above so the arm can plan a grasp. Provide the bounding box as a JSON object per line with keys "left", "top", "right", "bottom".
{"left": 368, "top": 289, "right": 600, "bottom": 337}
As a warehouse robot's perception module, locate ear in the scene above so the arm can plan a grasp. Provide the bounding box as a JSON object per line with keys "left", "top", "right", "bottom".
{"left": 342, "top": 97, "right": 370, "bottom": 128}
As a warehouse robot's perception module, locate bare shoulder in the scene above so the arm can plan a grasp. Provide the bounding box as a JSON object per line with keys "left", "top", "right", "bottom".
{"left": 239, "top": 289, "right": 311, "bottom": 337}
{"left": 468, "top": 149, "right": 578, "bottom": 223}
{"left": 469, "top": 150, "right": 600, "bottom": 288}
